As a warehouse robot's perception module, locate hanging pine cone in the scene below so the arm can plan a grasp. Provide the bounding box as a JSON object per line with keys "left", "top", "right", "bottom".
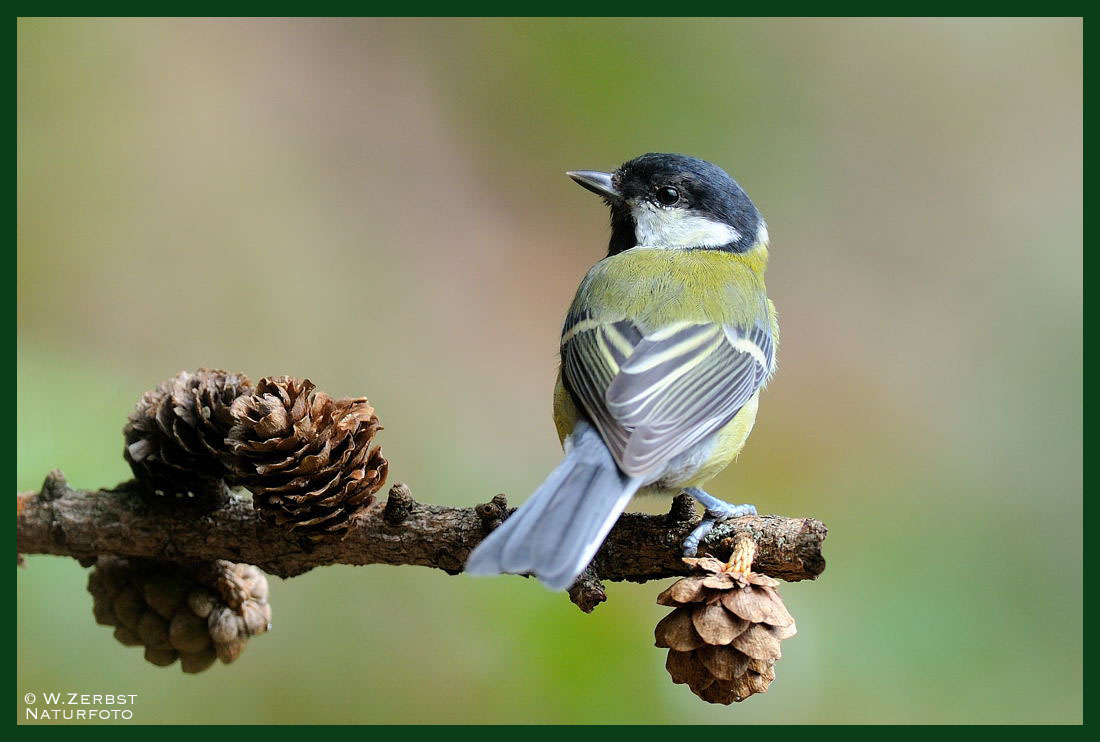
{"left": 225, "top": 376, "right": 388, "bottom": 536}
{"left": 87, "top": 557, "right": 271, "bottom": 673}
{"left": 655, "top": 538, "right": 796, "bottom": 704}
{"left": 123, "top": 369, "right": 253, "bottom": 507}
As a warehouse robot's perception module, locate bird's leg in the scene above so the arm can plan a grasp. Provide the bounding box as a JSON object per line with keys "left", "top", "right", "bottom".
{"left": 680, "top": 487, "right": 757, "bottom": 557}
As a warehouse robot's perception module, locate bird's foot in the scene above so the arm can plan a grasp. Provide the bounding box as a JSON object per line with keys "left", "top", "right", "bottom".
{"left": 680, "top": 487, "right": 757, "bottom": 557}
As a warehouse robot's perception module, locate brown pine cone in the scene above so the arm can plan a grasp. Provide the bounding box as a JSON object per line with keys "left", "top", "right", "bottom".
{"left": 87, "top": 557, "right": 271, "bottom": 673}
{"left": 655, "top": 555, "right": 796, "bottom": 704}
{"left": 123, "top": 369, "right": 253, "bottom": 506}
{"left": 226, "top": 376, "right": 388, "bottom": 536}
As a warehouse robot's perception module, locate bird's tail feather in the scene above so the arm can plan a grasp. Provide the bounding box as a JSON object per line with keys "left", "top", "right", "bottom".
{"left": 465, "top": 422, "right": 643, "bottom": 591}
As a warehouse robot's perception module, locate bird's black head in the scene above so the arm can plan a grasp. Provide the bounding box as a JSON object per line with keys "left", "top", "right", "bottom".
{"left": 568, "top": 153, "right": 766, "bottom": 256}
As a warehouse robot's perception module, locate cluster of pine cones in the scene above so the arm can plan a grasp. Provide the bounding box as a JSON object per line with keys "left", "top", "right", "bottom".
{"left": 123, "top": 369, "right": 388, "bottom": 536}
{"left": 99, "top": 368, "right": 390, "bottom": 673}
{"left": 88, "top": 557, "right": 271, "bottom": 673}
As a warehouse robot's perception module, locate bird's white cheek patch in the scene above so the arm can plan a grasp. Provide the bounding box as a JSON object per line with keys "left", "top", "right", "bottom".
{"left": 632, "top": 202, "right": 741, "bottom": 249}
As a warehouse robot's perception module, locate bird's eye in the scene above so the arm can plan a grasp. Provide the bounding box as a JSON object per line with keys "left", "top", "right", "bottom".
{"left": 655, "top": 186, "right": 680, "bottom": 206}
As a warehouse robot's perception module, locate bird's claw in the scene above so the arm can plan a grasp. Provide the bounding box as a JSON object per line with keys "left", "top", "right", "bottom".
{"left": 679, "top": 488, "right": 757, "bottom": 556}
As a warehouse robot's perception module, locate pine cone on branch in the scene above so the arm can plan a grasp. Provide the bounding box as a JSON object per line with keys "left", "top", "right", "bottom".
{"left": 123, "top": 369, "right": 253, "bottom": 507}
{"left": 87, "top": 557, "right": 271, "bottom": 673}
{"left": 226, "top": 376, "right": 388, "bottom": 536}
{"left": 655, "top": 544, "right": 797, "bottom": 704}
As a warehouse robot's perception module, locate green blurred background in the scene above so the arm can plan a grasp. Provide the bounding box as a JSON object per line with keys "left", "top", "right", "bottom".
{"left": 17, "top": 18, "right": 1081, "bottom": 724}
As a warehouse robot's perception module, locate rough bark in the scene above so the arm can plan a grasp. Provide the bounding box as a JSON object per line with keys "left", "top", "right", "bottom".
{"left": 17, "top": 471, "right": 826, "bottom": 610}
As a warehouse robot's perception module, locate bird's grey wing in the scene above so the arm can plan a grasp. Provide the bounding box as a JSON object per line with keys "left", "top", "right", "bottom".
{"left": 562, "top": 318, "right": 774, "bottom": 477}
{"left": 560, "top": 314, "right": 640, "bottom": 462}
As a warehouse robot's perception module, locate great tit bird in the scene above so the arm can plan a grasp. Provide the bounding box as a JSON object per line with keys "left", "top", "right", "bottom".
{"left": 466, "top": 153, "right": 777, "bottom": 591}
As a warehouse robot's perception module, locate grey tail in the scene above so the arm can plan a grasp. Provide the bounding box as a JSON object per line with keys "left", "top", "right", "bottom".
{"left": 464, "top": 421, "right": 643, "bottom": 591}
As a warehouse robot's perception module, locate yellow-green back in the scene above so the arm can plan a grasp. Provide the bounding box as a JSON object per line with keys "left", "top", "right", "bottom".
{"left": 567, "top": 245, "right": 772, "bottom": 332}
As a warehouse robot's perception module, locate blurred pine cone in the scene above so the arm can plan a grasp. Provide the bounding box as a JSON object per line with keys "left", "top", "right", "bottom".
{"left": 226, "top": 376, "right": 388, "bottom": 536}
{"left": 87, "top": 557, "right": 271, "bottom": 673}
{"left": 123, "top": 369, "right": 253, "bottom": 507}
{"left": 655, "top": 556, "right": 796, "bottom": 704}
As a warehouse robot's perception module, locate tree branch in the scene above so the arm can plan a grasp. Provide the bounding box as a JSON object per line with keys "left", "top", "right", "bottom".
{"left": 17, "top": 471, "right": 826, "bottom": 609}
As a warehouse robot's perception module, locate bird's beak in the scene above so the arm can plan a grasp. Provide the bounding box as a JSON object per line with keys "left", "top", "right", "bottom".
{"left": 566, "top": 170, "right": 621, "bottom": 199}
